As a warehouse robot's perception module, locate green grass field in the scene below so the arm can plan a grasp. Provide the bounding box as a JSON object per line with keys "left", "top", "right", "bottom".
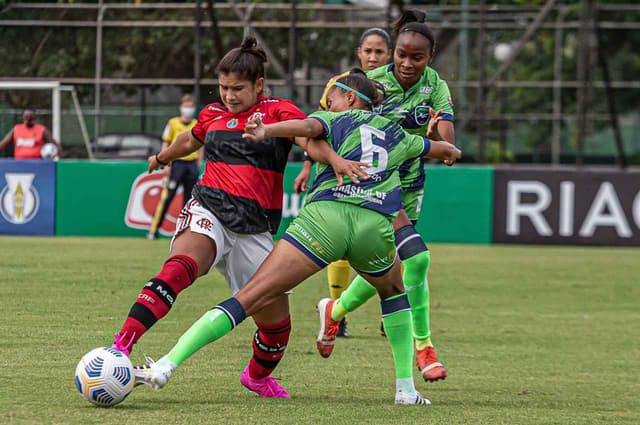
{"left": 1, "top": 237, "right": 638, "bottom": 425}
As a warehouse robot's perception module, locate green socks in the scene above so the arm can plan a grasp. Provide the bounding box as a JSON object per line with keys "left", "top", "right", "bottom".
{"left": 332, "top": 250, "right": 432, "bottom": 348}
{"left": 381, "top": 293, "right": 415, "bottom": 386}
{"left": 402, "top": 250, "right": 431, "bottom": 344}
{"left": 166, "top": 308, "right": 234, "bottom": 366}
{"left": 331, "top": 274, "right": 377, "bottom": 321}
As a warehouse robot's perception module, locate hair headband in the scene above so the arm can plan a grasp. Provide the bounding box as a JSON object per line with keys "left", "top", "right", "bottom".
{"left": 333, "top": 81, "right": 373, "bottom": 105}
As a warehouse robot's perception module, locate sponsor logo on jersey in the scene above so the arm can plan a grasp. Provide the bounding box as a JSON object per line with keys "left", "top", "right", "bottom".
{"left": 419, "top": 86, "right": 434, "bottom": 95}
{"left": 124, "top": 172, "right": 184, "bottom": 236}
{"left": 0, "top": 173, "right": 39, "bottom": 224}
{"left": 15, "top": 138, "right": 36, "bottom": 147}
{"left": 226, "top": 119, "right": 239, "bottom": 129}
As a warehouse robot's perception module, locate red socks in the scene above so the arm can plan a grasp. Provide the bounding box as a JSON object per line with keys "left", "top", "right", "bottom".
{"left": 249, "top": 316, "right": 292, "bottom": 379}
{"left": 116, "top": 254, "right": 199, "bottom": 350}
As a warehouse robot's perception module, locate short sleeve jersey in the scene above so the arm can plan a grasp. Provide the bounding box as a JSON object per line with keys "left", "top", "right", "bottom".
{"left": 12, "top": 123, "right": 46, "bottom": 159}
{"left": 367, "top": 64, "right": 454, "bottom": 192}
{"left": 191, "top": 96, "right": 306, "bottom": 234}
{"left": 162, "top": 116, "right": 198, "bottom": 161}
{"left": 307, "top": 109, "right": 431, "bottom": 218}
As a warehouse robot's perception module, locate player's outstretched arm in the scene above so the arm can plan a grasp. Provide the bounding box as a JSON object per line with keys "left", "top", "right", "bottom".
{"left": 148, "top": 131, "right": 201, "bottom": 172}
{"left": 243, "top": 117, "right": 324, "bottom": 142}
{"left": 424, "top": 140, "right": 462, "bottom": 162}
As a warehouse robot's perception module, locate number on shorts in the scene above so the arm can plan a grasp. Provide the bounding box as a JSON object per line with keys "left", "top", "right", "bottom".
{"left": 360, "top": 125, "right": 388, "bottom": 174}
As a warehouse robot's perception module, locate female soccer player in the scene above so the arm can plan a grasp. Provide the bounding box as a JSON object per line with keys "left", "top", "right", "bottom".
{"left": 303, "top": 10, "right": 455, "bottom": 382}
{"left": 297, "top": 28, "right": 393, "bottom": 338}
{"left": 133, "top": 70, "right": 461, "bottom": 405}
{"left": 110, "top": 37, "right": 364, "bottom": 399}
{"left": 356, "top": 27, "right": 392, "bottom": 71}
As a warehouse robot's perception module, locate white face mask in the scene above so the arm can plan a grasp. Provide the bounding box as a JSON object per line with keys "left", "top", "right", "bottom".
{"left": 180, "top": 106, "right": 195, "bottom": 119}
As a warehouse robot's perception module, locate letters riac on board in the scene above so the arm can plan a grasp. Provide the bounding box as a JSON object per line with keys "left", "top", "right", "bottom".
{"left": 493, "top": 169, "right": 640, "bottom": 246}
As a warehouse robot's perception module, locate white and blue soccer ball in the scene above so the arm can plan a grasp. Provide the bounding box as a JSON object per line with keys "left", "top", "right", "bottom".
{"left": 40, "top": 143, "right": 59, "bottom": 160}
{"left": 74, "top": 347, "right": 134, "bottom": 407}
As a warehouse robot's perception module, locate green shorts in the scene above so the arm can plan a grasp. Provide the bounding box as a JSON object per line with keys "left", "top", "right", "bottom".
{"left": 283, "top": 201, "right": 396, "bottom": 276}
{"left": 401, "top": 188, "right": 425, "bottom": 222}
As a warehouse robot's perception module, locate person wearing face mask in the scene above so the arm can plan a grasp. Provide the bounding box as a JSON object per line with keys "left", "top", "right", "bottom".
{"left": 0, "top": 108, "right": 63, "bottom": 159}
{"left": 147, "top": 94, "right": 200, "bottom": 240}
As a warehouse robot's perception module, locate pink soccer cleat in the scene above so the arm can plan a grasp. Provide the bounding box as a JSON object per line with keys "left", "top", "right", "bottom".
{"left": 240, "top": 366, "right": 290, "bottom": 399}
{"left": 111, "top": 332, "right": 135, "bottom": 357}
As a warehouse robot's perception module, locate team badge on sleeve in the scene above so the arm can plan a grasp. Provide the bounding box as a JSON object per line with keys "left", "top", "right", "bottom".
{"left": 226, "top": 119, "right": 239, "bottom": 129}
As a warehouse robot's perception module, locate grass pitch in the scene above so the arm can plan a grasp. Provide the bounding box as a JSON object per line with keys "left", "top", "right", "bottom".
{"left": 0, "top": 236, "right": 638, "bottom": 425}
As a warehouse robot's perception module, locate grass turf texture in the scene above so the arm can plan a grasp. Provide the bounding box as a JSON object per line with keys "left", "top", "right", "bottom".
{"left": 1, "top": 236, "right": 638, "bottom": 425}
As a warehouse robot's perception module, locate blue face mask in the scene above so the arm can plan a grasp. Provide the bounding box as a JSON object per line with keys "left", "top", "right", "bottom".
{"left": 180, "top": 107, "right": 195, "bottom": 119}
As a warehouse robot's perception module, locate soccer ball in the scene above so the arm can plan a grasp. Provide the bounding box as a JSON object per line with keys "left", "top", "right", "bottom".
{"left": 40, "top": 143, "right": 59, "bottom": 160}
{"left": 74, "top": 347, "right": 134, "bottom": 407}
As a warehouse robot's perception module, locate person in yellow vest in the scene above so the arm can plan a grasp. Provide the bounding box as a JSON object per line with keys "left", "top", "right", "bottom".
{"left": 0, "top": 109, "right": 63, "bottom": 159}
{"left": 147, "top": 94, "right": 200, "bottom": 240}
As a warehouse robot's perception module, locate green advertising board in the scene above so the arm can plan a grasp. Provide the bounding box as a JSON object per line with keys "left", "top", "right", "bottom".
{"left": 276, "top": 163, "right": 494, "bottom": 244}
{"left": 416, "top": 166, "right": 494, "bottom": 244}
{"left": 55, "top": 160, "right": 493, "bottom": 244}
{"left": 56, "top": 161, "right": 151, "bottom": 236}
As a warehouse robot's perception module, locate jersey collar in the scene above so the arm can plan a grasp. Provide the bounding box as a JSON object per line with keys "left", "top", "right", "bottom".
{"left": 386, "top": 64, "right": 429, "bottom": 96}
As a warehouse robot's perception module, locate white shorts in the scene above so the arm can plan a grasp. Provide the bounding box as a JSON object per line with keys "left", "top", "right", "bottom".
{"left": 172, "top": 197, "right": 275, "bottom": 294}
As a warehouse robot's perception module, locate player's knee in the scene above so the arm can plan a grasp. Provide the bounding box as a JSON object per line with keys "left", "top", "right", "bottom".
{"left": 394, "top": 225, "right": 428, "bottom": 261}
{"left": 159, "top": 254, "right": 199, "bottom": 288}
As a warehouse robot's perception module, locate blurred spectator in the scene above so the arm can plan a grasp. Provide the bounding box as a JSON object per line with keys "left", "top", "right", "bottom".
{"left": 0, "top": 108, "right": 63, "bottom": 159}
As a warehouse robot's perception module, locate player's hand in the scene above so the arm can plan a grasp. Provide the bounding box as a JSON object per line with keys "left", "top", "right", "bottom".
{"left": 331, "top": 157, "right": 370, "bottom": 186}
{"left": 147, "top": 153, "right": 167, "bottom": 173}
{"left": 148, "top": 155, "right": 159, "bottom": 173}
{"left": 442, "top": 143, "right": 462, "bottom": 162}
{"left": 294, "top": 163, "right": 312, "bottom": 193}
{"left": 426, "top": 108, "right": 443, "bottom": 140}
{"left": 242, "top": 116, "right": 266, "bottom": 142}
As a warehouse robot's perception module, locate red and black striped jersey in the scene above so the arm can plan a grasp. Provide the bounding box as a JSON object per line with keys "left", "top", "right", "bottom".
{"left": 191, "top": 96, "right": 306, "bottom": 234}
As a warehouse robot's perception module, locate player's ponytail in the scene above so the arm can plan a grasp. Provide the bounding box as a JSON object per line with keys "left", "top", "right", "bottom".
{"left": 393, "top": 9, "right": 435, "bottom": 56}
{"left": 219, "top": 36, "right": 268, "bottom": 82}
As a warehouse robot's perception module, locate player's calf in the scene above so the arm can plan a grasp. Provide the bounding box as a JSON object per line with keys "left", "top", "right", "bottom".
{"left": 113, "top": 254, "right": 199, "bottom": 355}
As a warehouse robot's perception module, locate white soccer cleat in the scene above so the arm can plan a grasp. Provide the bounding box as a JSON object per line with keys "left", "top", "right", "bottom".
{"left": 133, "top": 356, "right": 175, "bottom": 389}
{"left": 394, "top": 389, "right": 432, "bottom": 406}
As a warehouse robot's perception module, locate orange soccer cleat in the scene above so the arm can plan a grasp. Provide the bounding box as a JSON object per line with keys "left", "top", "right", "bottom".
{"left": 416, "top": 346, "right": 447, "bottom": 382}
{"left": 316, "top": 298, "right": 340, "bottom": 358}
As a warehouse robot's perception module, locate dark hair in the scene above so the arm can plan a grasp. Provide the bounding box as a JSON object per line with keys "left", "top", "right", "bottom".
{"left": 393, "top": 9, "right": 436, "bottom": 55}
{"left": 333, "top": 68, "right": 385, "bottom": 110}
{"left": 218, "top": 36, "right": 268, "bottom": 82}
{"left": 359, "top": 27, "right": 392, "bottom": 50}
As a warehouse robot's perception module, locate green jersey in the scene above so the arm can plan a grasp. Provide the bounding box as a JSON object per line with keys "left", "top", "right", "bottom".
{"left": 367, "top": 65, "right": 454, "bottom": 192}
{"left": 306, "top": 109, "right": 431, "bottom": 218}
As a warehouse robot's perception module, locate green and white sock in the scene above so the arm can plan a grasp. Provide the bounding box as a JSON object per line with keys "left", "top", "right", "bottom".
{"left": 166, "top": 308, "right": 234, "bottom": 366}
{"left": 402, "top": 251, "right": 432, "bottom": 347}
{"left": 332, "top": 274, "right": 378, "bottom": 321}
{"left": 381, "top": 293, "right": 415, "bottom": 391}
